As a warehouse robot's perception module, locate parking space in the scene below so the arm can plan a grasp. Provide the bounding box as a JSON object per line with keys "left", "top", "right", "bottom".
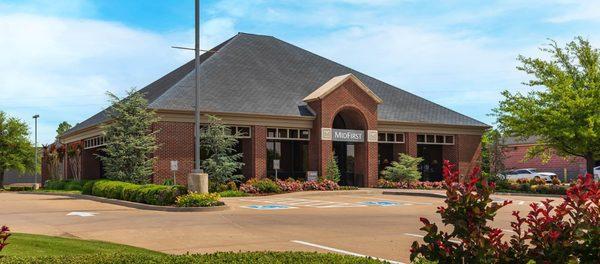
{"left": 0, "top": 190, "right": 561, "bottom": 263}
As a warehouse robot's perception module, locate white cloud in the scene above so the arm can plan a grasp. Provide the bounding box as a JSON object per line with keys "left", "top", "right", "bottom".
{"left": 0, "top": 13, "right": 235, "bottom": 144}
{"left": 546, "top": 0, "right": 600, "bottom": 23}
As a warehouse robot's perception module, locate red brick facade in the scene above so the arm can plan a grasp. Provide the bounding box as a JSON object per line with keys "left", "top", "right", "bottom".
{"left": 503, "top": 144, "right": 586, "bottom": 180}
{"left": 48, "top": 79, "right": 485, "bottom": 187}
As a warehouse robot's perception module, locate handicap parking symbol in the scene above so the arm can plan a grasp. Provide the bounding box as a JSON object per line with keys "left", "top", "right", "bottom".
{"left": 359, "top": 201, "right": 399, "bottom": 207}
{"left": 242, "top": 204, "right": 296, "bottom": 210}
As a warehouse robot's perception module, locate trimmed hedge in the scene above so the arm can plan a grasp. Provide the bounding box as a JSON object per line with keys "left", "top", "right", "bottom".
{"left": 89, "top": 180, "right": 187, "bottom": 206}
{"left": 44, "top": 180, "right": 84, "bottom": 191}
{"left": 0, "top": 252, "right": 386, "bottom": 264}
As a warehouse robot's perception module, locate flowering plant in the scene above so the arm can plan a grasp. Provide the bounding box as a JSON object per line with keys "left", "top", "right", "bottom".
{"left": 0, "top": 225, "right": 10, "bottom": 252}
{"left": 410, "top": 161, "right": 600, "bottom": 263}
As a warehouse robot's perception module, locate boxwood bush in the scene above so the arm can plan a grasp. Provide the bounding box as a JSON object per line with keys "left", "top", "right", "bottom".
{"left": 176, "top": 193, "right": 223, "bottom": 207}
{"left": 89, "top": 180, "right": 187, "bottom": 206}
{"left": 0, "top": 252, "right": 385, "bottom": 264}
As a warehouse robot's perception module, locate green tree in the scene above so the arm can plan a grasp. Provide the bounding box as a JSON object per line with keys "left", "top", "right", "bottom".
{"left": 200, "top": 115, "right": 244, "bottom": 188}
{"left": 0, "top": 111, "right": 35, "bottom": 189}
{"left": 494, "top": 37, "right": 600, "bottom": 174}
{"left": 324, "top": 154, "right": 341, "bottom": 183}
{"left": 380, "top": 153, "right": 423, "bottom": 185}
{"left": 99, "top": 89, "right": 158, "bottom": 184}
{"left": 56, "top": 121, "right": 72, "bottom": 138}
{"left": 481, "top": 129, "right": 506, "bottom": 176}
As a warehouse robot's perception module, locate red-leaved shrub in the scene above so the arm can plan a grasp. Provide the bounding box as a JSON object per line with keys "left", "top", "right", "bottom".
{"left": 410, "top": 161, "right": 600, "bottom": 264}
{"left": 0, "top": 225, "right": 10, "bottom": 252}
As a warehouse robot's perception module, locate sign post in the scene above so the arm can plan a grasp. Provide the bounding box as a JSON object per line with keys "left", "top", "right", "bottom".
{"left": 170, "top": 160, "right": 179, "bottom": 185}
{"left": 273, "top": 159, "right": 280, "bottom": 181}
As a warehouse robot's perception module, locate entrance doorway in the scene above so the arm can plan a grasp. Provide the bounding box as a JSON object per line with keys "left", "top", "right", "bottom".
{"left": 417, "top": 145, "right": 443, "bottom": 181}
{"left": 332, "top": 141, "right": 356, "bottom": 186}
{"left": 331, "top": 109, "right": 366, "bottom": 187}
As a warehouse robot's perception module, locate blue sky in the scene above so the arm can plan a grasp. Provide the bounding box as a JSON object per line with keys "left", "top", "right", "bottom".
{"left": 2, "top": 0, "right": 600, "bottom": 144}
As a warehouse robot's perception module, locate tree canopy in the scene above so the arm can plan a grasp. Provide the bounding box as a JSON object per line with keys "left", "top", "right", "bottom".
{"left": 56, "top": 121, "right": 72, "bottom": 137}
{"left": 0, "top": 111, "right": 35, "bottom": 188}
{"left": 99, "top": 89, "right": 158, "bottom": 184}
{"left": 493, "top": 37, "right": 600, "bottom": 173}
{"left": 200, "top": 115, "right": 244, "bottom": 190}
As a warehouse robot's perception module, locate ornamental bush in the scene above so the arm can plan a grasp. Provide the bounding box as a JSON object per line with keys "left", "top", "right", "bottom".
{"left": 0, "top": 225, "right": 10, "bottom": 252}
{"left": 380, "top": 153, "right": 423, "bottom": 185}
{"left": 90, "top": 180, "right": 186, "bottom": 206}
{"left": 176, "top": 193, "right": 223, "bottom": 207}
{"left": 410, "top": 161, "right": 600, "bottom": 264}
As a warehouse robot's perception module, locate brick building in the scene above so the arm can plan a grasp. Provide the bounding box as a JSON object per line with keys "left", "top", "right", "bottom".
{"left": 502, "top": 137, "right": 588, "bottom": 180}
{"left": 52, "top": 33, "right": 488, "bottom": 187}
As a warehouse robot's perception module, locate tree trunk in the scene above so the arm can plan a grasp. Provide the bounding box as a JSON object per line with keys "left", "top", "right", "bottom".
{"left": 0, "top": 170, "right": 4, "bottom": 189}
{"left": 585, "top": 154, "right": 595, "bottom": 175}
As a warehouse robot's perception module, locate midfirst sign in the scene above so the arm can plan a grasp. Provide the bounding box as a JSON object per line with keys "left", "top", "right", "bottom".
{"left": 331, "top": 129, "right": 364, "bottom": 142}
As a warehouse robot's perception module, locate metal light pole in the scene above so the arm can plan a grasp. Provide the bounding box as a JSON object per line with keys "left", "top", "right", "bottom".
{"left": 32, "top": 114, "right": 39, "bottom": 189}
{"left": 193, "top": 0, "right": 201, "bottom": 173}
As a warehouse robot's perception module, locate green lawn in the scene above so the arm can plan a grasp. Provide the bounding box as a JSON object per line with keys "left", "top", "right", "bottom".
{"left": 1, "top": 233, "right": 163, "bottom": 257}
{"left": 0, "top": 233, "right": 385, "bottom": 263}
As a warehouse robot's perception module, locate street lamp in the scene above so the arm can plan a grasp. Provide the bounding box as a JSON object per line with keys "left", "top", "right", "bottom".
{"left": 32, "top": 114, "right": 39, "bottom": 189}
{"left": 171, "top": 0, "right": 209, "bottom": 193}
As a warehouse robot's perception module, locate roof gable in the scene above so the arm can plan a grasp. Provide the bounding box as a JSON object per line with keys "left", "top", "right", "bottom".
{"left": 303, "top": 74, "right": 383, "bottom": 104}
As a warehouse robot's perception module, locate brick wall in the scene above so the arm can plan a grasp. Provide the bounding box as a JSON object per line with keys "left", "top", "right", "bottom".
{"left": 153, "top": 121, "right": 195, "bottom": 186}
{"left": 457, "top": 134, "right": 483, "bottom": 174}
{"left": 503, "top": 144, "right": 585, "bottom": 180}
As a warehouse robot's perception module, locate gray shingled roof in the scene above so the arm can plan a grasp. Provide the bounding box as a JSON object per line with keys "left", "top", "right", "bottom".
{"left": 64, "top": 32, "right": 488, "bottom": 137}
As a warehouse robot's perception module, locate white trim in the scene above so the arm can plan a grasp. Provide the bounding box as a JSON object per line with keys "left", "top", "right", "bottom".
{"left": 267, "top": 127, "right": 310, "bottom": 141}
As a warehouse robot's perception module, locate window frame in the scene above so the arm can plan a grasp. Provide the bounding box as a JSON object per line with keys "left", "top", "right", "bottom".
{"left": 266, "top": 128, "right": 310, "bottom": 141}
{"left": 378, "top": 132, "right": 405, "bottom": 143}
{"left": 416, "top": 134, "right": 455, "bottom": 145}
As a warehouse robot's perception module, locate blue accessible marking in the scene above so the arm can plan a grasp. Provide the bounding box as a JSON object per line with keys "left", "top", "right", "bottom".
{"left": 242, "top": 204, "right": 296, "bottom": 210}
{"left": 359, "top": 201, "right": 399, "bottom": 207}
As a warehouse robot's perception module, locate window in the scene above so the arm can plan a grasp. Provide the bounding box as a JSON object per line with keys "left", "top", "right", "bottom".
{"left": 84, "top": 136, "right": 106, "bottom": 149}
{"left": 416, "top": 134, "right": 455, "bottom": 145}
{"left": 267, "top": 128, "right": 310, "bottom": 141}
{"left": 200, "top": 125, "right": 251, "bottom": 138}
{"left": 378, "top": 132, "right": 405, "bottom": 143}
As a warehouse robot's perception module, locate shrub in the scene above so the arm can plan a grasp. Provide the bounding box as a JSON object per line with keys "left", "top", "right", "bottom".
{"left": 81, "top": 180, "right": 96, "bottom": 195}
{"left": 64, "top": 181, "right": 82, "bottom": 191}
{"left": 410, "top": 161, "right": 600, "bottom": 263}
{"left": 276, "top": 179, "right": 303, "bottom": 192}
{"left": 376, "top": 179, "right": 444, "bottom": 190}
{"left": 380, "top": 153, "right": 423, "bottom": 184}
{"left": 552, "top": 177, "right": 561, "bottom": 185}
{"left": 218, "top": 190, "right": 248, "bottom": 197}
{"left": 44, "top": 180, "right": 66, "bottom": 190}
{"left": 529, "top": 177, "right": 546, "bottom": 185}
{"left": 239, "top": 183, "right": 259, "bottom": 194}
{"left": 91, "top": 180, "right": 187, "bottom": 206}
{"left": 246, "top": 178, "right": 281, "bottom": 194}
{"left": 0, "top": 225, "right": 10, "bottom": 252}
{"left": 176, "top": 193, "right": 223, "bottom": 207}
{"left": 324, "top": 155, "right": 341, "bottom": 183}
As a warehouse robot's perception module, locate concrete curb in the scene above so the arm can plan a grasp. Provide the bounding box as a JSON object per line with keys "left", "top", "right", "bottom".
{"left": 382, "top": 190, "right": 565, "bottom": 199}
{"left": 19, "top": 191, "right": 229, "bottom": 212}
{"left": 382, "top": 191, "right": 446, "bottom": 199}
{"left": 493, "top": 192, "right": 565, "bottom": 198}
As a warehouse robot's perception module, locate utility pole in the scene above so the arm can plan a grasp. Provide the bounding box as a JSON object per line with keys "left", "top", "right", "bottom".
{"left": 32, "top": 114, "right": 39, "bottom": 189}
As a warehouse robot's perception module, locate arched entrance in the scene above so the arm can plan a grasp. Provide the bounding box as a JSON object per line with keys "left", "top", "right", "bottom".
{"left": 331, "top": 107, "right": 367, "bottom": 186}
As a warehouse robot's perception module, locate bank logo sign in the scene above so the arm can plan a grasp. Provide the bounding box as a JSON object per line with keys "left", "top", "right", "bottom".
{"left": 332, "top": 129, "right": 364, "bottom": 142}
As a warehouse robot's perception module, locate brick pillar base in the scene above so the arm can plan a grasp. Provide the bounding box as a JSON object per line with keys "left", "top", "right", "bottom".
{"left": 252, "top": 126, "right": 267, "bottom": 179}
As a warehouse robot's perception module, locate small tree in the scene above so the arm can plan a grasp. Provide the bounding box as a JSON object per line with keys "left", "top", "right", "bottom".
{"left": 324, "top": 154, "right": 341, "bottom": 183}
{"left": 0, "top": 111, "right": 35, "bottom": 189}
{"left": 56, "top": 121, "right": 72, "bottom": 138}
{"left": 200, "top": 115, "right": 244, "bottom": 187}
{"left": 100, "top": 89, "right": 158, "bottom": 184}
{"left": 481, "top": 129, "right": 506, "bottom": 177}
{"left": 380, "top": 153, "right": 423, "bottom": 185}
{"left": 67, "top": 142, "right": 82, "bottom": 181}
{"left": 493, "top": 37, "right": 600, "bottom": 174}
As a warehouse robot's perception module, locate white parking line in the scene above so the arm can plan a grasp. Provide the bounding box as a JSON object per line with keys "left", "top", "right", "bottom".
{"left": 291, "top": 240, "right": 405, "bottom": 264}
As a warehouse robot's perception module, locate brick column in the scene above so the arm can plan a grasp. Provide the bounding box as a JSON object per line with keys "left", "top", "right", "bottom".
{"left": 366, "top": 142, "right": 378, "bottom": 187}
{"left": 252, "top": 126, "right": 267, "bottom": 179}
{"left": 319, "top": 137, "right": 333, "bottom": 177}
{"left": 405, "top": 132, "right": 418, "bottom": 157}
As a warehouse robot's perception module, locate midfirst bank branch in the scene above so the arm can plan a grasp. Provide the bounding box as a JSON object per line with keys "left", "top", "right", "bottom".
{"left": 53, "top": 33, "right": 489, "bottom": 187}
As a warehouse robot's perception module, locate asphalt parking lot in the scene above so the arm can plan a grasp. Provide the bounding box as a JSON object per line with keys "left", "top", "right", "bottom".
{"left": 0, "top": 190, "right": 553, "bottom": 263}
